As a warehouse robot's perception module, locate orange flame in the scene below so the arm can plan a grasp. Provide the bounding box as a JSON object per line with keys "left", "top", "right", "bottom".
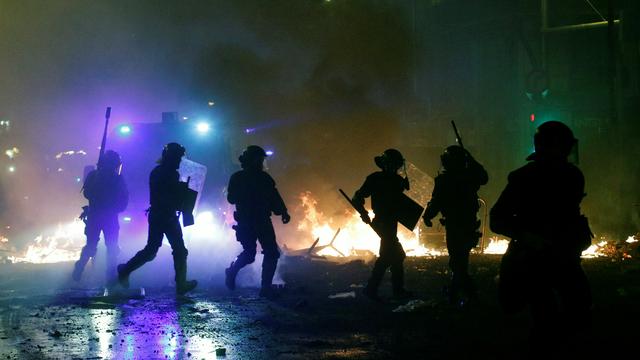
{"left": 8, "top": 219, "right": 84, "bottom": 264}
{"left": 295, "top": 191, "right": 443, "bottom": 257}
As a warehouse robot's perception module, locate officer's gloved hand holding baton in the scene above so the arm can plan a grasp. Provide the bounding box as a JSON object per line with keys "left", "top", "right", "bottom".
{"left": 360, "top": 212, "right": 372, "bottom": 224}
{"left": 281, "top": 212, "right": 291, "bottom": 224}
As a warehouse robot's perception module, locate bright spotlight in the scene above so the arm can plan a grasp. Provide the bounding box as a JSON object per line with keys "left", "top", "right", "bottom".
{"left": 7, "top": 165, "right": 15, "bottom": 173}
{"left": 118, "top": 125, "right": 131, "bottom": 135}
{"left": 196, "top": 122, "right": 210, "bottom": 134}
{"left": 265, "top": 150, "right": 274, "bottom": 156}
{"left": 195, "top": 211, "right": 214, "bottom": 224}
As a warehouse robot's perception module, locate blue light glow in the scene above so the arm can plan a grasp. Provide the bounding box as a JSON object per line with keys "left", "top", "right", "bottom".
{"left": 118, "top": 125, "right": 131, "bottom": 135}
{"left": 265, "top": 150, "right": 274, "bottom": 156}
{"left": 196, "top": 122, "right": 210, "bottom": 134}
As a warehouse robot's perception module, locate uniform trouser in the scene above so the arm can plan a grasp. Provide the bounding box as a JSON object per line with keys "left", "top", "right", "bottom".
{"left": 228, "top": 218, "right": 280, "bottom": 288}
{"left": 74, "top": 213, "right": 120, "bottom": 281}
{"left": 120, "top": 212, "right": 189, "bottom": 285}
{"left": 499, "top": 243, "right": 592, "bottom": 355}
{"left": 529, "top": 256, "right": 592, "bottom": 347}
{"left": 367, "top": 218, "right": 406, "bottom": 294}
{"left": 445, "top": 221, "right": 480, "bottom": 300}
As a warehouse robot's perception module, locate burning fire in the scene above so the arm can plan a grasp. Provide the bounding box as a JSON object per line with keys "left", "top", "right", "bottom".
{"left": 483, "top": 237, "right": 509, "bottom": 254}
{"left": 295, "top": 191, "right": 443, "bottom": 257}
{"left": 8, "top": 219, "right": 85, "bottom": 264}
{"left": 480, "top": 236, "right": 637, "bottom": 259}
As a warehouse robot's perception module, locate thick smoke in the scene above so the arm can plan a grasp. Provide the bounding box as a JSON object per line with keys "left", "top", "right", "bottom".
{"left": 1, "top": 0, "right": 638, "bottom": 288}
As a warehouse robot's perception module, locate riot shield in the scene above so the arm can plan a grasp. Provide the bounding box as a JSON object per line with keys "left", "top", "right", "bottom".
{"left": 178, "top": 159, "right": 207, "bottom": 227}
{"left": 397, "top": 193, "right": 424, "bottom": 231}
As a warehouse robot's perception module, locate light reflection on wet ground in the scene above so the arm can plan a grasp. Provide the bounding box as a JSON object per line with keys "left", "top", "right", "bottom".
{"left": 7, "top": 257, "right": 631, "bottom": 359}
{"left": 0, "top": 287, "right": 275, "bottom": 359}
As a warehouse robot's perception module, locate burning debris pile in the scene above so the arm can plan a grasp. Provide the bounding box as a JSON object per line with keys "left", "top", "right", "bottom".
{"left": 580, "top": 235, "right": 639, "bottom": 259}
{"left": 7, "top": 219, "right": 85, "bottom": 264}
{"left": 479, "top": 235, "right": 639, "bottom": 259}
{"left": 289, "top": 191, "right": 640, "bottom": 261}
{"left": 293, "top": 191, "right": 442, "bottom": 258}
{"left": 481, "top": 237, "right": 510, "bottom": 255}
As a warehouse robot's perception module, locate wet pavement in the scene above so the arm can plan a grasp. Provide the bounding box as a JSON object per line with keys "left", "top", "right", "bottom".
{"left": 1, "top": 256, "right": 639, "bottom": 359}
{"left": 0, "top": 287, "right": 287, "bottom": 359}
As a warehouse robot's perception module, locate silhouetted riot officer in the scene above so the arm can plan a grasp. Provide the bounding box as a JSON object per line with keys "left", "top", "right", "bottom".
{"left": 73, "top": 150, "right": 128, "bottom": 283}
{"left": 354, "top": 149, "right": 412, "bottom": 300}
{"left": 423, "top": 145, "right": 488, "bottom": 305}
{"left": 117, "top": 143, "right": 197, "bottom": 295}
{"left": 225, "top": 145, "right": 290, "bottom": 298}
{"left": 491, "top": 121, "right": 592, "bottom": 350}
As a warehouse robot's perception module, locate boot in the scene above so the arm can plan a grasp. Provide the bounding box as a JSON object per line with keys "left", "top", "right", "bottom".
{"left": 72, "top": 253, "right": 91, "bottom": 281}
{"left": 391, "top": 262, "right": 410, "bottom": 298}
{"left": 364, "top": 259, "right": 386, "bottom": 301}
{"left": 105, "top": 248, "right": 119, "bottom": 285}
{"left": 393, "top": 289, "right": 414, "bottom": 299}
{"left": 117, "top": 264, "right": 130, "bottom": 289}
{"left": 174, "top": 254, "right": 197, "bottom": 294}
{"left": 72, "top": 262, "right": 84, "bottom": 282}
{"left": 177, "top": 280, "right": 198, "bottom": 295}
{"left": 261, "top": 257, "right": 278, "bottom": 290}
{"left": 259, "top": 286, "right": 278, "bottom": 300}
{"left": 225, "top": 262, "right": 238, "bottom": 290}
{"left": 449, "top": 272, "right": 462, "bottom": 306}
{"left": 363, "top": 286, "right": 382, "bottom": 302}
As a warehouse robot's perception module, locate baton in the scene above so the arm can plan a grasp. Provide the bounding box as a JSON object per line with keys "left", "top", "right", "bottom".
{"left": 451, "top": 120, "right": 464, "bottom": 149}
{"left": 338, "top": 189, "right": 382, "bottom": 237}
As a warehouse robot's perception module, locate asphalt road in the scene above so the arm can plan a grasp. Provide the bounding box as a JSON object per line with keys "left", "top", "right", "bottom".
{"left": 1, "top": 256, "right": 638, "bottom": 359}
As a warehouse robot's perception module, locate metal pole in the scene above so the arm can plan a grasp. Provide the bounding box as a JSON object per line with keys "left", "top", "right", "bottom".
{"left": 541, "top": 0, "right": 548, "bottom": 69}
{"left": 607, "top": 0, "right": 618, "bottom": 127}
{"left": 542, "top": 19, "right": 619, "bottom": 32}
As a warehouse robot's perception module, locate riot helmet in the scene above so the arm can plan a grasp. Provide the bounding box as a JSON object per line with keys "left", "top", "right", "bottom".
{"left": 531, "top": 121, "right": 576, "bottom": 161}
{"left": 97, "top": 150, "right": 122, "bottom": 172}
{"left": 440, "top": 145, "right": 467, "bottom": 172}
{"left": 161, "top": 142, "right": 186, "bottom": 169}
{"left": 239, "top": 145, "right": 268, "bottom": 170}
{"left": 374, "top": 148, "right": 404, "bottom": 172}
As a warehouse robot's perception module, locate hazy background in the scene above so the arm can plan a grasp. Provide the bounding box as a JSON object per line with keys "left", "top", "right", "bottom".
{"left": 1, "top": 0, "right": 638, "bottom": 270}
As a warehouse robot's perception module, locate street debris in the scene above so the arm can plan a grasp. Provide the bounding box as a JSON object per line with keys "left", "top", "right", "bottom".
{"left": 328, "top": 291, "right": 356, "bottom": 299}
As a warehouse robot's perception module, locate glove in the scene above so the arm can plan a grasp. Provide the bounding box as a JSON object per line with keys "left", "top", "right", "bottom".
{"left": 402, "top": 176, "right": 410, "bottom": 190}
{"left": 360, "top": 212, "right": 371, "bottom": 224}
{"left": 282, "top": 212, "right": 291, "bottom": 224}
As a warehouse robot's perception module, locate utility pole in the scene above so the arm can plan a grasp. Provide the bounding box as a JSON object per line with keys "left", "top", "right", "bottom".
{"left": 540, "top": 0, "right": 621, "bottom": 127}
{"left": 607, "top": 0, "right": 618, "bottom": 128}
